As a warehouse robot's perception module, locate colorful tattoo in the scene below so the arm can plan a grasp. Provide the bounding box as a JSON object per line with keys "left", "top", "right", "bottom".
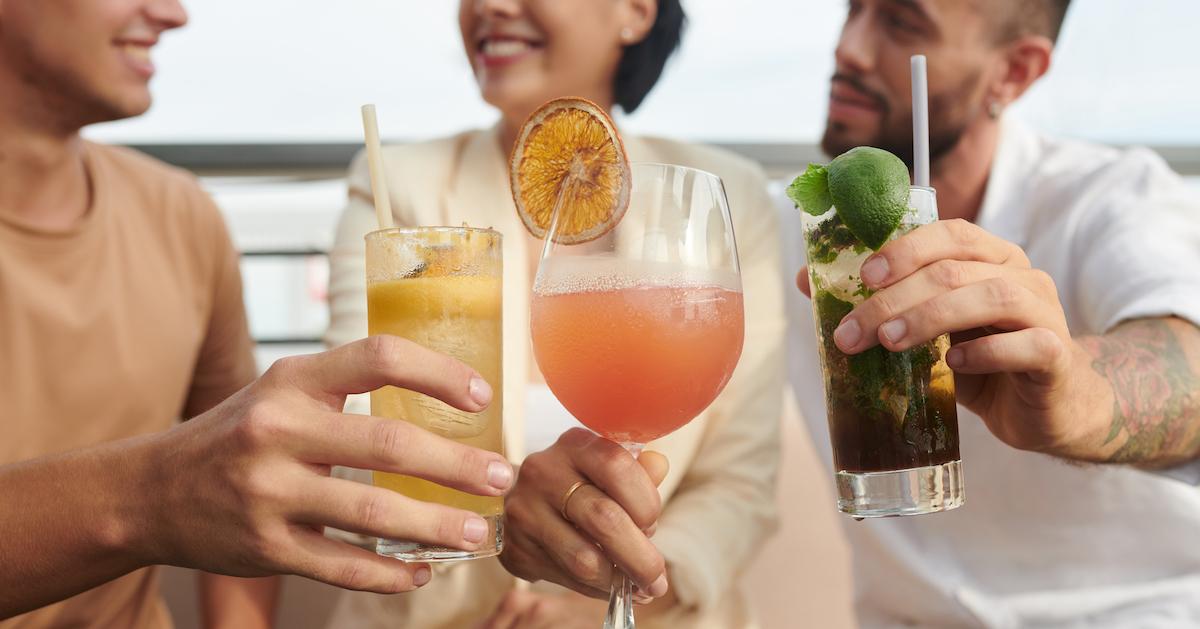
{"left": 1079, "top": 318, "right": 1200, "bottom": 464}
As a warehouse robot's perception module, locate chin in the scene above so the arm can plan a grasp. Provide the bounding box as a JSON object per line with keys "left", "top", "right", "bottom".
{"left": 821, "top": 121, "right": 874, "bottom": 158}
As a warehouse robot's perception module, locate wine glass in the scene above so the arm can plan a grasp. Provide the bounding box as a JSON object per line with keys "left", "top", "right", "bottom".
{"left": 530, "top": 162, "right": 745, "bottom": 628}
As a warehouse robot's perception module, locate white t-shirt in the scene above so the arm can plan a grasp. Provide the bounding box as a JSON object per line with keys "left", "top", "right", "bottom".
{"left": 779, "top": 120, "right": 1200, "bottom": 628}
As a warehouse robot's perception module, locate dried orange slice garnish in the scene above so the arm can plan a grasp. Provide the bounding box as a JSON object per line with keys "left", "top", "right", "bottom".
{"left": 509, "top": 97, "right": 631, "bottom": 244}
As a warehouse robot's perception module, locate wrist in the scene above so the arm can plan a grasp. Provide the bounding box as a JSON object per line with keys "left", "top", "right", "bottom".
{"left": 1040, "top": 341, "right": 1118, "bottom": 461}
{"left": 106, "top": 432, "right": 172, "bottom": 567}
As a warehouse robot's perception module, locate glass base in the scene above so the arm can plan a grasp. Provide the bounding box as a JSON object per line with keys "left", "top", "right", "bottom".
{"left": 376, "top": 514, "right": 503, "bottom": 562}
{"left": 835, "top": 460, "right": 964, "bottom": 518}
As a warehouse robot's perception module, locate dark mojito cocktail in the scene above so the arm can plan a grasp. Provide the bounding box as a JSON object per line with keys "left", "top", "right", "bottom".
{"left": 791, "top": 148, "right": 963, "bottom": 517}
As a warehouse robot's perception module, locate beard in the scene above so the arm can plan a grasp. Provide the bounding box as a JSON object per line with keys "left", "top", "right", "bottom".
{"left": 820, "top": 71, "right": 984, "bottom": 171}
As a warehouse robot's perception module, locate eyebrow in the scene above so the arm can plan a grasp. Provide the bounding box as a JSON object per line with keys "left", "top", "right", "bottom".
{"left": 886, "top": 0, "right": 934, "bottom": 23}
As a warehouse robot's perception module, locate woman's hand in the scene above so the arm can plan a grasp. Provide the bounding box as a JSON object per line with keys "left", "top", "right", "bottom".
{"left": 500, "top": 428, "right": 671, "bottom": 601}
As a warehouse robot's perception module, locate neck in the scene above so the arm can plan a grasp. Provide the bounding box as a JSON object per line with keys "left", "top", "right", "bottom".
{"left": 0, "top": 70, "right": 91, "bottom": 231}
{"left": 928, "top": 118, "right": 1001, "bottom": 224}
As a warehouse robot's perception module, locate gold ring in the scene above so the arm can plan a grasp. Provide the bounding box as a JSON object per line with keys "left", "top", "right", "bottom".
{"left": 560, "top": 480, "right": 588, "bottom": 521}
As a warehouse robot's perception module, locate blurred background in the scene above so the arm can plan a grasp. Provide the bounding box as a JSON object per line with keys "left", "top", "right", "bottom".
{"left": 88, "top": 1, "right": 1199, "bottom": 627}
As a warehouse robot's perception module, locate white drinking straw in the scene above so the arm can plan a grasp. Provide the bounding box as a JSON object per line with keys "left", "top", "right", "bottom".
{"left": 911, "top": 55, "right": 930, "bottom": 188}
{"left": 360, "top": 104, "right": 396, "bottom": 230}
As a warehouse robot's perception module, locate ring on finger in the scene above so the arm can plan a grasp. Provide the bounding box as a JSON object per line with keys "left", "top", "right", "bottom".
{"left": 560, "top": 480, "right": 588, "bottom": 522}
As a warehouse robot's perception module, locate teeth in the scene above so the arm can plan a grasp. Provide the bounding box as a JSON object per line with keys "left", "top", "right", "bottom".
{"left": 482, "top": 39, "right": 531, "bottom": 58}
{"left": 122, "top": 44, "right": 151, "bottom": 62}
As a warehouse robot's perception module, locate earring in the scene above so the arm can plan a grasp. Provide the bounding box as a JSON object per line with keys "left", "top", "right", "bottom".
{"left": 988, "top": 101, "right": 1003, "bottom": 119}
{"left": 620, "top": 27, "right": 635, "bottom": 43}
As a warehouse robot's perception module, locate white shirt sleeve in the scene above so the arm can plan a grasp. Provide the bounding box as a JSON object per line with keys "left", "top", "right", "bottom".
{"left": 1072, "top": 148, "right": 1200, "bottom": 334}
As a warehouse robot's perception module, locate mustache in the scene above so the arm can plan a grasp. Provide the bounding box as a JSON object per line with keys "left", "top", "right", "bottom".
{"left": 831, "top": 73, "right": 889, "bottom": 110}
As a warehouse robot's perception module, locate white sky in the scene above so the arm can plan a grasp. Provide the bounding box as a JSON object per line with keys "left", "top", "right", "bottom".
{"left": 87, "top": 0, "right": 1200, "bottom": 146}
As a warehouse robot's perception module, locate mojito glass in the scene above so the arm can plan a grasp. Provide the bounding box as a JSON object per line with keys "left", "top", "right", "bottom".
{"left": 365, "top": 226, "right": 504, "bottom": 560}
{"left": 804, "top": 187, "right": 963, "bottom": 517}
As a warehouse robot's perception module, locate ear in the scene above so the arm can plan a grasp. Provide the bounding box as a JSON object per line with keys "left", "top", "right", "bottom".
{"left": 989, "top": 35, "right": 1053, "bottom": 107}
{"left": 619, "top": 0, "right": 657, "bottom": 43}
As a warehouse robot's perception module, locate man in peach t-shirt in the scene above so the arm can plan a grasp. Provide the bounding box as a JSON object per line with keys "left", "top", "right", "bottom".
{"left": 0, "top": 1, "right": 515, "bottom": 626}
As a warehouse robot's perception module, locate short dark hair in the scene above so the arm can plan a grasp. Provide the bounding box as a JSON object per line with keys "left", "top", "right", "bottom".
{"left": 993, "top": 0, "right": 1072, "bottom": 44}
{"left": 613, "top": 0, "right": 687, "bottom": 114}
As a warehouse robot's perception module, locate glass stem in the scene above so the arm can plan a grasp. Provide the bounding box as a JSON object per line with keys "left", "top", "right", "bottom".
{"left": 603, "top": 442, "right": 644, "bottom": 629}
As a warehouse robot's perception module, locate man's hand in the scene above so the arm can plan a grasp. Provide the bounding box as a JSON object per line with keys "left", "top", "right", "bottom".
{"left": 500, "top": 428, "right": 670, "bottom": 602}
{"left": 145, "top": 335, "right": 514, "bottom": 593}
{"left": 799, "top": 219, "right": 1106, "bottom": 458}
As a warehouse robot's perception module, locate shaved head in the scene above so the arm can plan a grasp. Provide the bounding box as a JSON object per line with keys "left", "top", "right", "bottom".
{"left": 979, "top": 0, "right": 1072, "bottom": 44}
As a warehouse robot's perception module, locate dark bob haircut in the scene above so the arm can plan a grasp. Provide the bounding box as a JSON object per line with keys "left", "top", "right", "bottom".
{"left": 613, "top": 0, "right": 687, "bottom": 114}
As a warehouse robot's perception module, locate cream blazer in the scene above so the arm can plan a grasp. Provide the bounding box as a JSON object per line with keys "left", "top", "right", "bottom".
{"left": 324, "top": 127, "right": 785, "bottom": 629}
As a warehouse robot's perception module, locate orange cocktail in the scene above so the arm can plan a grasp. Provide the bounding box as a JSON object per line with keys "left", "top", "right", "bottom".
{"left": 531, "top": 284, "right": 744, "bottom": 444}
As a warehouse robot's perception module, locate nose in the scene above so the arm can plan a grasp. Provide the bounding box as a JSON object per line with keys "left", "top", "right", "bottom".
{"left": 475, "top": 0, "right": 522, "bottom": 19}
{"left": 145, "top": 0, "right": 189, "bottom": 30}
{"left": 834, "top": 6, "right": 877, "bottom": 76}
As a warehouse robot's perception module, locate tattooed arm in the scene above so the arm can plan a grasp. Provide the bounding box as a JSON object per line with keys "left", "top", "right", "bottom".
{"left": 1076, "top": 317, "right": 1200, "bottom": 466}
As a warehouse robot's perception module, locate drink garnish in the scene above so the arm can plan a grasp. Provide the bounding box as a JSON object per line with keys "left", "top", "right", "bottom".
{"left": 509, "top": 97, "right": 630, "bottom": 244}
{"left": 788, "top": 146, "right": 910, "bottom": 250}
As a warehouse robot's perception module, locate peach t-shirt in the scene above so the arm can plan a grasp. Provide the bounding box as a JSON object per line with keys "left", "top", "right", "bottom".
{"left": 0, "top": 143, "right": 256, "bottom": 628}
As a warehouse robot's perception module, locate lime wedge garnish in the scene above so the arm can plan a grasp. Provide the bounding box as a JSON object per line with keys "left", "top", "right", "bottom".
{"left": 826, "top": 147, "right": 910, "bottom": 250}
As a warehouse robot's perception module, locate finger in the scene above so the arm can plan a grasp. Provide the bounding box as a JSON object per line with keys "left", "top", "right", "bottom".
{"left": 559, "top": 429, "right": 661, "bottom": 530}
{"left": 946, "top": 328, "right": 1069, "bottom": 379}
{"left": 862, "top": 219, "right": 1031, "bottom": 290}
{"left": 639, "top": 451, "right": 670, "bottom": 487}
{"left": 283, "top": 525, "right": 432, "bottom": 594}
{"left": 287, "top": 411, "right": 513, "bottom": 496}
{"left": 871, "top": 279, "right": 1058, "bottom": 353}
{"left": 834, "top": 261, "right": 1020, "bottom": 353}
{"left": 288, "top": 476, "right": 494, "bottom": 552}
{"left": 282, "top": 335, "right": 493, "bottom": 412}
{"left": 563, "top": 483, "right": 666, "bottom": 594}
{"left": 796, "top": 267, "right": 812, "bottom": 298}
{"left": 504, "top": 498, "right": 614, "bottom": 595}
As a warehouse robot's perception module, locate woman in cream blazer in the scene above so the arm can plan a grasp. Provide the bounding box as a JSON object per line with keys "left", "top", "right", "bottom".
{"left": 323, "top": 1, "right": 785, "bottom": 627}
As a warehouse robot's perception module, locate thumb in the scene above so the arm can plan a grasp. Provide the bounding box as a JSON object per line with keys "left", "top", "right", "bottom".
{"left": 638, "top": 451, "right": 670, "bottom": 487}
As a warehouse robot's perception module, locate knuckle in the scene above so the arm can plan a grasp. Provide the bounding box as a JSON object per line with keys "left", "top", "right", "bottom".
{"left": 599, "top": 446, "right": 636, "bottom": 479}
{"left": 559, "top": 426, "right": 595, "bottom": 450}
{"left": 1030, "top": 269, "right": 1058, "bottom": 297}
{"left": 369, "top": 420, "right": 411, "bottom": 467}
{"left": 355, "top": 491, "right": 390, "bottom": 533}
{"left": 236, "top": 401, "right": 284, "bottom": 449}
{"left": 585, "top": 498, "right": 628, "bottom": 533}
{"left": 946, "top": 218, "right": 979, "bottom": 246}
{"left": 986, "top": 277, "right": 1021, "bottom": 308}
{"left": 566, "top": 545, "right": 604, "bottom": 584}
{"left": 1032, "top": 328, "right": 1065, "bottom": 361}
{"left": 334, "top": 560, "right": 371, "bottom": 591}
{"left": 364, "top": 335, "right": 407, "bottom": 373}
{"left": 930, "top": 259, "right": 966, "bottom": 289}
{"left": 435, "top": 512, "right": 464, "bottom": 545}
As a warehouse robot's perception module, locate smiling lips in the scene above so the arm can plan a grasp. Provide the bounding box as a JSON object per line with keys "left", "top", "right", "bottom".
{"left": 117, "top": 41, "right": 155, "bottom": 79}
{"left": 477, "top": 36, "right": 541, "bottom": 68}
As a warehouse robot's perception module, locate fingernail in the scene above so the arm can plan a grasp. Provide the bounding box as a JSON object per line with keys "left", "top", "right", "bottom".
{"left": 469, "top": 376, "right": 492, "bottom": 407}
{"left": 860, "top": 256, "right": 889, "bottom": 286}
{"left": 463, "top": 516, "right": 488, "bottom": 544}
{"left": 834, "top": 318, "right": 861, "bottom": 349}
{"left": 946, "top": 347, "right": 964, "bottom": 369}
{"left": 413, "top": 566, "right": 432, "bottom": 587}
{"left": 881, "top": 319, "right": 908, "bottom": 344}
{"left": 487, "top": 460, "right": 513, "bottom": 491}
{"left": 648, "top": 574, "right": 668, "bottom": 598}
{"left": 634, "top": 594, "right": 654, "bottom": 605}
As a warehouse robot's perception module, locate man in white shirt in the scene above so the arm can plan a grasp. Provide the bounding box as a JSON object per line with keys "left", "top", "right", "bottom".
{"left": 782, "top": 0, "right": 1200, "bottom": 626}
